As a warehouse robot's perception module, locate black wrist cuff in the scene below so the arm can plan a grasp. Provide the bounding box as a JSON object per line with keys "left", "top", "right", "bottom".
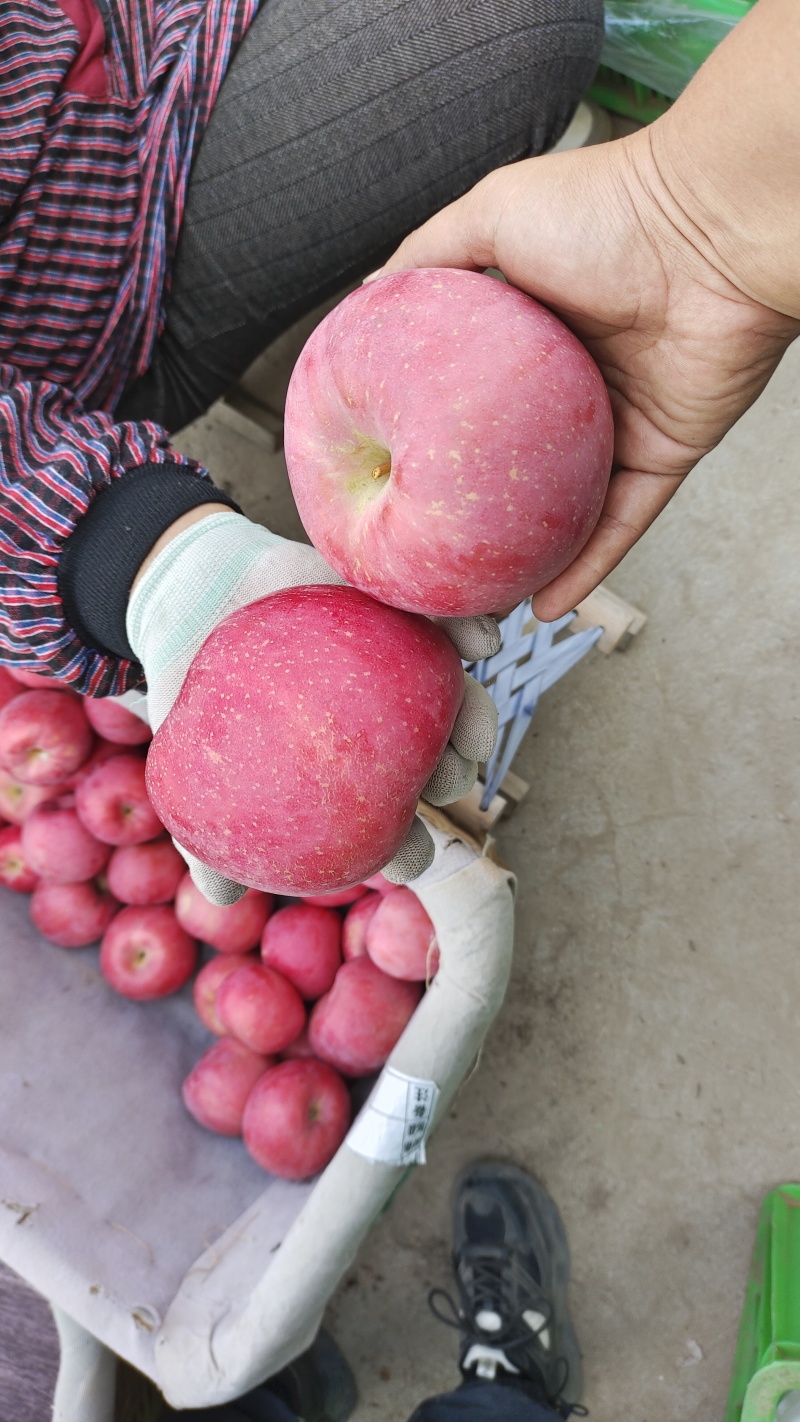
{"left": 58, "top": 464, "right": 242, "bottom": 665}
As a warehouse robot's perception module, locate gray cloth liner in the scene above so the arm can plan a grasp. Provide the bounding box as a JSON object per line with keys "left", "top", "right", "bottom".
{"left": 0, "top": 825, "right": 514, "bottom": 1411}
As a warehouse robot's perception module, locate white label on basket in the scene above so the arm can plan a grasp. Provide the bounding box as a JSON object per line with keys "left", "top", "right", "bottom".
{"left": 346, "top": 1069, "right": 440, "bottom": 1166}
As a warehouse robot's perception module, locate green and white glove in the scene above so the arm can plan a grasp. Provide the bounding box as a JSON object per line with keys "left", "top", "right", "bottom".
{"left": 126, "top": 512, "right": 499, "bottom": 905}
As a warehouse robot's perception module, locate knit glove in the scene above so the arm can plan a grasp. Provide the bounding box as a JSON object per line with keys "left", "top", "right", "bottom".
{"left": 126, "top": 512, "right": 499, "bottom": 904}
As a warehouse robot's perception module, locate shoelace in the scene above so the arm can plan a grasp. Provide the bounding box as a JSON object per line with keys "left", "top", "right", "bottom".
{"left": 428, "top": 1251, "right": 588, "bottom": 1420}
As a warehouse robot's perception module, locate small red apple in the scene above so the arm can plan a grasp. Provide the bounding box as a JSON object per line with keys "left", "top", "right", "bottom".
{"left": 22, "top": 796, "right": 111, "bottom": 884}
{"left": 182, "top": 1037, "right": 275, "bottom": 1136}
{"left": 7, "top": 667, "right": 78, "bottom": 692}
{"left": 75, "top": 754, "right": 162, "bottom": 846}
{"left": 0, "top": 825, "right": 40, "bottom": 893}
{"left": 106, "top": 838, "right": 185, "bottom": 905}
{"left": 216, "top": 961, "right": 305, "bottom": 1054}
{"left": 100, "top": 904, "right": 197, "bottom": 999}
{"left": 31, "top": 878, "right": 119, "bottom": 947}
{"left": 284, "top": 268, "right": 614, "bottom": 617}
{"left": 341, "top": 891, "right": 381, "bottom": 961}
{"left": 146, "top": 585, "right": 464, "bottom": 894}
{"left": 82, "top": 697, "right": 152, "bottom": 746}
{"left": 63, "top": 739, "right": 141, "bottom": 791}
{"left": 174, "top": 875, "right": 273, "bottom": 952}
{"left": 362, "top": 872, "right": 395, "bottom": 895}
{"left": 242, "top": 1059, "right": 351, "bottom": 1179}
{"left": 366, "top": 887, "right": 439, "bottom": 981}
{"left": 300, "top": 886, "right": 367, "bottom": 908}
{"left": 193, "top": 952, "right": 257, "bottom": 1035}
{"left": 0, "top": 771, "right": 63, "bottom": 825}
{"left": 0, "top": 689, "right": 92, "bottom": 785}
{"left": 261, "top": 903, "right": 342, "bottom": 1000}
{"left": 280, "top": 1024, "right": 317, "bottom": 1060}
{"left": 309, "top": 957, "right": 422, "bottom": 1077}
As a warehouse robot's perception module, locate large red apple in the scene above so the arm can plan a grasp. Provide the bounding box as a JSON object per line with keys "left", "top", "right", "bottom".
{"left": 308, "top": 956, "right": 422, "bottom": 1077}
{"left": 0, "top": 669, "right": 21, "bottom": 713}
{"left": 182, "top": 1037, "right": 275, "bottom": 1136}
{"left": 0, "top": 689, "right": 92, "bottom": 785}
{"left": 22, "top": 796, "right": 111, "bottom": 884}
{"left": 174, "top": 875, "right": 273, "bottom": 952}
{"left": 31, "top": 878, "right": 119, "bottom": 947}
{"left": 261, "top": 903, "right": 342, "bottom": 1000}
{"left": 242, "top": 1059, "right": 351, "bottom": 1179}
{"left": 283, "top": 268, "right": 614, "bottom": 616}
{"left": 0, "top": 825, "right": 40, "bottom": 893}
{"left": 145, "top": 586, "right": 464, "bottom": 894}
{"left": 100, "top": 904, "right": 197, "bottom": 999}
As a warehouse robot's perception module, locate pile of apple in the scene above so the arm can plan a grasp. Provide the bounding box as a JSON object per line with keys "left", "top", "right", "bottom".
{"left": 0, "top": 667, "right": 438, "bottom": 1180}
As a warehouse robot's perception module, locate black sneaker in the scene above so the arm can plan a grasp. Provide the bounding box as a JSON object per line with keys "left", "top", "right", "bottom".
{"left": 428, "top": 1162, "right": 585, "bottom": 1419}
{"left": 177, "top": 1330, "right": 356, "bottom": 1422}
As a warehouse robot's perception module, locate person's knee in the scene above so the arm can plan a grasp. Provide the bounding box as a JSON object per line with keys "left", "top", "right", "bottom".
{"left": 487, "top": 0, "right": 605, "bottom": 155}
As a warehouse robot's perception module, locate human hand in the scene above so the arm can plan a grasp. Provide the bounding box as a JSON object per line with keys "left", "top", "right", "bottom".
{"left": 126, "top": 511, "right": 499, "bottom": 902}
{"left": 374, "top": 130, "right": 800, "bottom": 619}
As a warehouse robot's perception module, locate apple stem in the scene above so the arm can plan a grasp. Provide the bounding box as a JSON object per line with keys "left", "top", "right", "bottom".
{"left": 371, "top": 460, "right": 391, "bottom": 480}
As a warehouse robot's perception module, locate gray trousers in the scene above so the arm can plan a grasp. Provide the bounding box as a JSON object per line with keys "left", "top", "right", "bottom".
{"left": 117, "top": 0, "right": 603, "bottom": 433}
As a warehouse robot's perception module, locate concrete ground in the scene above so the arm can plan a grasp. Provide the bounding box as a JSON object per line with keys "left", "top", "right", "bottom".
{"left": 175, "top": 330, "right": 800, "bottom": 1420}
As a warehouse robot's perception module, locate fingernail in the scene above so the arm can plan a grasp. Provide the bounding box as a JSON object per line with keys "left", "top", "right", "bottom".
{"left": 362, "top": 268, "right": 385, "bottom": 285}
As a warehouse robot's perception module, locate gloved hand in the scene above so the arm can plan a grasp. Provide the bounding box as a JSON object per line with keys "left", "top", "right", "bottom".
{"left": 126, "top": 511, "right": 499, "bottom": 905}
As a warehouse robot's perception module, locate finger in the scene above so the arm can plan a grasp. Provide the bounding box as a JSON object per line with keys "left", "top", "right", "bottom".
{"left": 531, "top": 468, "right": 686, "bottom": 622}
{"left": 450, "top": 673, "right": 499, "bottom": 763}
{"left": 422, "top": 745, "right": 477, "bottom": 807}
{"left": 175, "top": 841, "right": 248, "bottom": 906}
{"left": 381, "top": 815, "right": 435, "bottom": 884}
{"left": 434, "top": 614, "right": 501, "bottom": 662}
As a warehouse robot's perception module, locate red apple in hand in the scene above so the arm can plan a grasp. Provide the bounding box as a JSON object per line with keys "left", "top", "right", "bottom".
{"left": 22, "top": 796, "right": 111, "bottom": 884}
{"left": 242, "top": 1059, "right": 351, "bottom": 1179}
{"left": 100, "top": 904, "right": 197, "bottom": 999}
{"left": 261, "top": 904, "right": 342, "bottom": 999}
{"left": 0, "top": 825, "right": 40, "bottom": 893}
{"left": 75, "top": 754, "right": 162, "bottom": 846}
{"left": 31, "top": 878, "right": 119, "bottom": 947}
{"left": 284, "top": 268, "right": 614, "bottom": 617}
{"left": 366, "top": 887, "right": 439, "bottom": 981}
{"left": 174, "top": 875, "right": 273, "bottom": 952}
{"left": 145, "top": 585, "right": 464, "bottom": 894}
{"left": 216, "top": 961, "right": 305, "bottom": 1054}
{"left": 182, "top": 1037, "right": 275, "bottom": 1136}
{"left": 341, "top": 890, "right": 381, "bottom": 961}
{"left": 106, "top": 838, "right": 185, "bottom": 905}
{"left": 309, "top": 957, "right": 421, "bottom": 1077}
{"left": 0, "top": 690, "right": 92, "bottom": 785}
{"left": 193, "top": 952, "right": 256, "bottom": 1035}
{"left": 83, "top": 697, "right": 152, "bottom": 746}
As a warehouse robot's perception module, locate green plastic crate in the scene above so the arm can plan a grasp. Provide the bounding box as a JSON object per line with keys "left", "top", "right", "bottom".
{"left": 727, "top": 1186, "right": 800, "bottom": 1422}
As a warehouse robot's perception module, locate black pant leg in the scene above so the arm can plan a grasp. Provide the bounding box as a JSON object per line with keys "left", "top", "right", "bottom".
{"left": 407, "top": 1375, "right": 565, "bottom": 1422}
{"left": 117, "top": 0, "right": 603, "bottom": 432}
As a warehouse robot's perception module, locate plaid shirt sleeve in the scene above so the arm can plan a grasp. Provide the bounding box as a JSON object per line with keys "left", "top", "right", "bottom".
{"left": 0, "top": 365, "right": 216, "bottom": 696}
